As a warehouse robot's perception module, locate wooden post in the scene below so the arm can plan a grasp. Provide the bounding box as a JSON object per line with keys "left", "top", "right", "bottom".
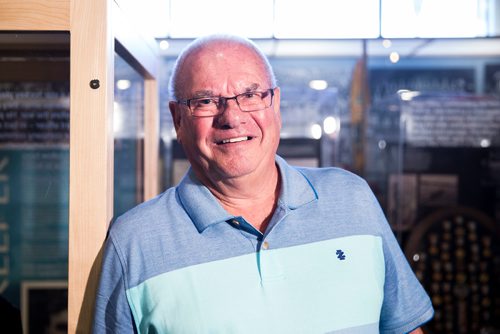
{"left": 350, "top": 39, "right": 370, "bottom": 175}
{"left": 144, "top": 78, "right": 160, "bottom": 200}
{"left": 68, "top": 0, "right": 114, "bottom": 332}
{"left": 2, "top": 1, "right": 160, "bottom": 331}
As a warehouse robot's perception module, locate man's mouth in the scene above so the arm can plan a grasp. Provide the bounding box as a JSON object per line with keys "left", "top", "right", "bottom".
{"left": 217, "top": 136, "right": 252, "bottom": 145}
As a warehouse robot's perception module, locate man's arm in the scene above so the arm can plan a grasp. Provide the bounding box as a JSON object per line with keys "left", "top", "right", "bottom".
{"left": 93, "top": 236, "right": 136, "bottom": 333}
{"left": 361, "top": 181, "right": 433, "bottom": 332}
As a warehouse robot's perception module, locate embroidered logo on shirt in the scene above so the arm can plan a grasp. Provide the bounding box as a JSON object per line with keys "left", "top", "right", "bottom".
{"left": 336, "top": 249, "right": 346, "bottom": 260}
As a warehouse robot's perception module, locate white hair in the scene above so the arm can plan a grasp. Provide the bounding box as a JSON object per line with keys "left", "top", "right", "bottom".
{"left": 168, "top": 34, "right": 277, "bottom": 100}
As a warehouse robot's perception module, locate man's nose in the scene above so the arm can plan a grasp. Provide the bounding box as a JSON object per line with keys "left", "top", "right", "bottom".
{"left": 215, "top": 99, "right": 245, "bottom": 128}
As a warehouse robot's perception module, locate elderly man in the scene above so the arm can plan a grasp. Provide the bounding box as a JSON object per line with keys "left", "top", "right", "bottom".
{"left": 93, "top": 35, "right": 433, "bottom": 333}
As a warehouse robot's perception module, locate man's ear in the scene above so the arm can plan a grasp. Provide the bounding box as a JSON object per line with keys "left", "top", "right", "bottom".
{"left": 169, "top": 101, "right": 182, "bottom": 132}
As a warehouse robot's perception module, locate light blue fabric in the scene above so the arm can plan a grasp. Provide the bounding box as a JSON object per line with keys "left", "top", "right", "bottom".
{"left": 93, "top": 156, "right": 433, "bottom": 334}
{"left": 126, "top": 235, "right": 385, "bottom": 333}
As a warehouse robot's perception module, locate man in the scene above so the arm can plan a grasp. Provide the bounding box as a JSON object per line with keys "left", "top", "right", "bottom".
{"left": 93, "top": 35, "right": 433, "bottom": 333}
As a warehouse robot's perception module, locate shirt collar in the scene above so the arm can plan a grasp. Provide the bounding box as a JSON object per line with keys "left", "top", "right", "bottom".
{"left": 176, "top": 155, "right": 318, "bottom": 233}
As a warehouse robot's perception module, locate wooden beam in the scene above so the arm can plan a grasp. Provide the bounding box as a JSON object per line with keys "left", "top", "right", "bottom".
{"left": 144, "top": 79, "right": 160, "bottom": 200}
{"left": 68, "top": 0, "right": 114, "bottom": 332}
{"left": 0, "top": 0, "right": 70, "bottom": 30}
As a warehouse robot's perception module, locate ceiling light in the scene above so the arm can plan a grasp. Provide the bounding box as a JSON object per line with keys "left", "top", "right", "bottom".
{"left": 480, "top": 138, "right": 491, "bottom": 148}
{"left": 309, "top": 80, "right": 328, "bottom": 90}
{"left": 311, "top": 124, "right": 322, "bottom": 139}
{"left": 389, "top": 51, "right": 400, "bottom": 63}
{"left": 116, "top": 79, "right": 131, "bottom": 90}
{"left": 159, "top": 40, "right": 170, "bottom": 50}
{"left": 323, "top": 116, "right": 340, "bottom": 135}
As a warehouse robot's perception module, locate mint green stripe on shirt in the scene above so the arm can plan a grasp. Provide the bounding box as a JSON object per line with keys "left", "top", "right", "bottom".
{"left": 126, "top": 235, "right": 385, "bottom": 334}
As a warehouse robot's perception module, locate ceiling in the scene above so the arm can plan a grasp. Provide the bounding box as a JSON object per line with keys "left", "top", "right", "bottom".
{"left": 160, "top": 37, "right": 500, "bottom": 58}
{"left": 1, "top": 32, "right": 499, "bottom": 59}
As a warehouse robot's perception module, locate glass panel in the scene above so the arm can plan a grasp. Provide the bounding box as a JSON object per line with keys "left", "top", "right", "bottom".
{"left": 159, "top": 57, "right": 174, "bottom": 190}
{"left": 399, "top": 97, "right": 500, "bottom": 333}
{"left": 274, "top": 0, "right": 379, "bottom": 38}
{"left": 169, "top": 0, "right": 274, "bottom": 38}
{"left": 272, "top": 57, "right": 354, "bottom": 167}
{"left": 114, "top": 53, "right": 145, "bottom": 218}
{"left": 367, "top": 50, "right": 500, "bottom": 332}
{"left": 0, "top": 32, "right": 70, "bottom": 333}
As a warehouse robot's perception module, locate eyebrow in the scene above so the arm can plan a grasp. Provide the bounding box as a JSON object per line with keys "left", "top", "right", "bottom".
{"left": 244, "top": 83, "right": 261, "bottom": 92}
{"left": 190, "top": 83, "right": 262, "bottom": 98}
{"left": 191, "top": 90, "right": 214, "bottom": 98}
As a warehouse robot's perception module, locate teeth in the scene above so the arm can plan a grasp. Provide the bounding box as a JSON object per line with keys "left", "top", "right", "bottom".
{"left": 221, "top": 136, "right": 249, "bottom": 144}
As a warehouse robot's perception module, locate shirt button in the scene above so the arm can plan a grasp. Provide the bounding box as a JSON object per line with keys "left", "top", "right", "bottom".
{"left": 231, "top": 219, "right": 240, "bottom": 226}
{"left": 262, "top": 241, "right": 269, "bottom": 250}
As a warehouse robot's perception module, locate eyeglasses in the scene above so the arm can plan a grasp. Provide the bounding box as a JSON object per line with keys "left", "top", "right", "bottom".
{"left": 177, "top": 88, "right": 275, "bottom": 117}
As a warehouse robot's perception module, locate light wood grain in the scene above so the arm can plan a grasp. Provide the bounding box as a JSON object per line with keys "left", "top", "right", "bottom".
{"left": 1, "top": 0, "right": 160, "bottom": 331}
{"left": 0, "top": 0, "right": 70, "bottom": 30}
{"left": 144, "top": 79, "right": 160, "bottom": 200}
{"left": 68, "top": 0, "right": 114, "bottom": 332}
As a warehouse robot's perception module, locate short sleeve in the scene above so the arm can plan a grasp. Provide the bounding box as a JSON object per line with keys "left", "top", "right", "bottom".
{"left": 93, "top": 233, "right": 137, "bottom": 334}
{"left": 366, "top": 184, "right": 434, "bottom": 333}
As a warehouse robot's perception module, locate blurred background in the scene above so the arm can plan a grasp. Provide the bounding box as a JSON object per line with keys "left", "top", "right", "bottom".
{"left": 1, "top": 0, "right": 500, "bottom": 332}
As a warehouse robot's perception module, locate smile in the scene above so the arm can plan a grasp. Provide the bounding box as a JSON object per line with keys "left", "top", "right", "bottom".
{"left": 217, "top": 136, "right": 252, "bottom": 144}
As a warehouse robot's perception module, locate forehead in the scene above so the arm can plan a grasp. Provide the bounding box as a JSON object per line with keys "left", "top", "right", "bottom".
{"left": 180, "top": 42, "right": 270, "bottom": 95}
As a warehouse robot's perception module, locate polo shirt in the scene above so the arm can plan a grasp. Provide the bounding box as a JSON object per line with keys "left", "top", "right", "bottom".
{"left": 93, "top": 156, "right": 433, "bottom": 334}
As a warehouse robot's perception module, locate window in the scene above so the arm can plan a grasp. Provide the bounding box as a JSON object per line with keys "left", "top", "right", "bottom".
{"left": 274, "top": 0, "right": 380, "bottom": 38}
{"left": 381, "top": 0, "right": 489, "bottom": 38}
{"left": 169, "top": 0, "right": 273, "bottom": 38}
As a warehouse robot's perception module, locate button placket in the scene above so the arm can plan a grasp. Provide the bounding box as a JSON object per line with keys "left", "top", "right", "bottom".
{"left": 226, "top": 217, "right": 263, "bottom": 253}
{"left": 259, "top": 238, "right": 285, "bottom": 283}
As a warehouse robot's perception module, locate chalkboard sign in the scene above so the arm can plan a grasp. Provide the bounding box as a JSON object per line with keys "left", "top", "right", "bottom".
{"left": 370, "top": 68, "right": 475, "bottom": 104}
{"left": 402, "top": 95, "right": 500, "bottom": 147}
{"left": 0, "top": 82, "right": 69, "bottom": 145}
{"left": 0, "top": 82, "right": 69, "bottom": 309}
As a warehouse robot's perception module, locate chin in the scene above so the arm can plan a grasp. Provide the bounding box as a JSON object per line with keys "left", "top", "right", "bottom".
{"left": 212, "top": 163, "right": 256, "bottom": 180}
{"left": 216, "top": 154, "right": 276, "bottom": 180}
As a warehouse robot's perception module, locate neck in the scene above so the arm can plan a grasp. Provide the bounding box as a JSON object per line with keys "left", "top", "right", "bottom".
{"left": 202, "top": 164, "right": 281, "bottom": 233}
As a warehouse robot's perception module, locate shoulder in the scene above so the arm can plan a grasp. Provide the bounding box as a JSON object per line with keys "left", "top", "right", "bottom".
{"left": 108, "top": 187, "right": 182, "bottom": 239}
{"left": 296, "top": 166, "right": 371, "bottom": 196}
{"left": 291, "top": 165, "right": 386, "bottom": 234}
{"left": 104, "top": 186, "right": 195, "bottom": 287}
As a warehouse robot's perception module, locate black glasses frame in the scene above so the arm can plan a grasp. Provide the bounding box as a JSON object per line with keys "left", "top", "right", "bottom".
{"left": 177, "top": 88, "right": 275, "bottom": 117}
